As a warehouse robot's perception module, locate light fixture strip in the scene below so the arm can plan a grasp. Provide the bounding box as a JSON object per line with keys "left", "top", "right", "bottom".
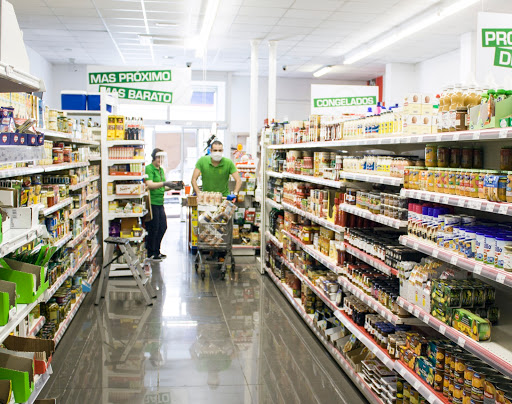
{"left": 140, "top": 0, "right": 155, "bottom": 64}
{"left": 343, "top": 0, "right": 480, "bottom": 65}
{"left": 313, "top": 66, "right": 333, "bottom": 78}
{"left": 196, "top": 0, "right": 220, "bottom": 57}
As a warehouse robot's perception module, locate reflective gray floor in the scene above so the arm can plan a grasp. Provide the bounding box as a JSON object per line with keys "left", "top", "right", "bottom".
{"left": 41, "top": 218, "right": 368, "bottom": 404}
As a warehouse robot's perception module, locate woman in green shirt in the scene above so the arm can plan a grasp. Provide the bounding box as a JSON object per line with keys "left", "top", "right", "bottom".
{"left": 145, "top": 148, "right": 182, "bottom": 261}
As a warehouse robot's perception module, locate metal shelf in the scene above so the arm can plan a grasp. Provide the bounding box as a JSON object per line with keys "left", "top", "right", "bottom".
{"left": 40, "top": 197, "right": 72, "bottom": 216}
{"left": 0, "top": 299, "right": 43, "bottom": 345}
{"left": 51, "top": 233, "right": 73, "bottom": 250}
{"left": 64, "top": 110, "right": 101, "bottom": 116}
{"left": 0, "top": 61, "right": 42, "bottom": 93}
{"left": 0, "top": 225, "right": 45, "bottom": 257}
{"left": 401, "top": 189, "right": 512, "bottom": 217}
{"left": 108, "top": 210, "right": 147, "bottom": 219}
{"left": 28, "top": 316, "right": 45, "bottom": 338}
{"left": 344, "top": 243, "right": 398, "bottom": 277}
{"left": 67, "top": 226, "right": 90, "bottom": 248}
{"left": 86, "top": 192, "right": 100, "bottom": 202}
{"left": 107, "top": 191, "right": 147, "bottom": 201}
{"left": 70, "top": 204, "right": 88, "bottom": 220}
{"left": 69, "top": 179, "right": 91, "bottom": 191}
{"left": 107, "top": 174, "right": 145, "bottom": 182}
{"left": 106, "top": 140, "right": 145, "bottom": 147}
{"left": 43, "top": 252, "right": 90, "bottom": 302}
{"left": 85, "top": 209, "right": 100, "bottom": 222}
{"left": 282, "top": 201, "right": 344, "bottom": 234}
{"left": 54, "top": 292, "right": 86, "bottom": 346}
{"left": 394, "top": 361, "right": 448, "bottom": 404}
{"left": 107, "top": 158, "right": 145, "bottom": 166}
{"left": 265, "top": 197, "right": 282, "bottom": 210}
{"left": 22, "top": 366, "right": 52, "bottom": 404}
{"left": 266, "top": 128, "right": 512, "bottom": 149}
{"left": 398, "top": 297, "right": 512, "bottom": 381}
{"left": 281, "top": 171, "right": 403, "bottom": 187}
{"left": 400, "top": 235, "right": 512, "bottom": 288}
{"left": 35, "top": 128, "right": 99, "bottom": 145}
{"left": 265, "top": 231, "right": 283, "bottom": 249}
{"left": 339, "top": 204, "right": 407, "bottom": 229}
{"left": 267, "top": 171, "right": 284, "bottom": 179}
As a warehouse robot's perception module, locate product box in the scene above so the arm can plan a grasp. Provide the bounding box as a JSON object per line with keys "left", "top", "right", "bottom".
{"left": 0, "top": 380, "right": 12, "bottom": 404}
{"left": 120, "top": 218, "right": 137, "bottom": 238}
{"left": 10, "top": 133, "right": 25, "bottom": 146}
{"left": 61, "top": 91, "right": 87, "bottom": 111}
{"left": 0, "top": 352, "right": 34, "bottom": 403}
{"left": 0, "top": 259, "right": 48, "bottom": 304}
{"left": 87, "top": 93, "right": 101, "bottom": 111}
{"left": 469, "top": 96, "right": 512, "bottom": 129}
{"left": 27, "top": 133, "right": 38, "bottom": 147}
{"left": 0, "top": 188, "right": 18, "bottom": 208}
{"left": 0, "top": 280, "right": 16, "bottom": 326}
{"left": 3, "top": 207, "right": 38, "bottom": 229}
{"left": 452, "top": 308, "right": 491, "bottom": 341}
{"left": 115, "top": 116, "right": 125, "bottom": 139}
{"left": 115, "top": 183, "right": 144, "bottom": 196}
{"left": 3, "top": 335, "right": 55, "bottom": 375}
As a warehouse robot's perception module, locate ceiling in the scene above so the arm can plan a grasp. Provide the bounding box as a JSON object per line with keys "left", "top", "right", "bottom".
{"left": 10, "top": 0, "right": 512, "bottom": 81}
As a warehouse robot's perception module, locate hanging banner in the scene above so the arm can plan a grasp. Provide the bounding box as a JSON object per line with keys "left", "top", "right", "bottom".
{"left": 311, "top": 84, "right": 379, "bottom": 115}
{"left": 87, "top": 65, "right": 192, "bottom": 105}
{"left": 477, "top": 12, "right": 512, "bottom": 87}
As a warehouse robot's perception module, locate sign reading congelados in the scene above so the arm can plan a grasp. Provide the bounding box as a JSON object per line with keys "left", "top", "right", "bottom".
{"left": 311, "top": 85, "right": 379, "bottom": 115}
{"left": 87, "top": 65, "right": 192, "bottom": 105}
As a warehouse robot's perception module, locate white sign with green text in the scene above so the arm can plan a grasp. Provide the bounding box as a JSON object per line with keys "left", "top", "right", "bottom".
{"left": 477, "top": 12, "right": 512, "bottom": 87}
{"left": 87, "top": 65, "right": 192, "bottom": 105}
{"left": 311, "top": 84, "right": 379, "bottom": 115}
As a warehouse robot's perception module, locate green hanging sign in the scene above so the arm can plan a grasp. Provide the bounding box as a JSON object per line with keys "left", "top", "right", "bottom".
{"left": 89, "top": 69, "right": 172, "bottom": 84}
{"left": 99, "top": 85, "right": 173, "bottom": 104}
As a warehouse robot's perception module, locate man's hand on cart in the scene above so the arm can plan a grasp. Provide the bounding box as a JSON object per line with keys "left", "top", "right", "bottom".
{"left": 164, "top": 181, "right": 184, "bottom": 190}
{"left": 226, "top": 193, "right": 237, "bottom": 202}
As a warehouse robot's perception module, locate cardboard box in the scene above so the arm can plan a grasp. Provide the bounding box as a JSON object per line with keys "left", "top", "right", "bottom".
{"left": 3, "top": 336, "right": 55, "bottom": 375}
{"left": 0, "top": 280, "right": 16, "bottom": 326}
{"left": 0, "top": 352, "right": 34, "bottom": 403}
{"left": 0, "top": 259, "right": 48, "bottom": 304}
{"left": 3, "top": 207, "right": 38, "bottom": 229}
{"left": 0, "top": 380, "right": 12, "bottom": 404}
{"left": 0, "top": 188, "right": 18, "bottom": 208}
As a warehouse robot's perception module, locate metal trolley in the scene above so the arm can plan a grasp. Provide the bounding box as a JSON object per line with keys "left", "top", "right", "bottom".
{"left": 194, "top": 215, "right": 236, "bottom": 281}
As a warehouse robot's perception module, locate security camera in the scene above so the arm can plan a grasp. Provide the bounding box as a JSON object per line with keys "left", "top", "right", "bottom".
{"left": 282, "top": 65, "right": 287, "bottom": 71}
{"left": 186, "top": 62, "right": 192, "bottom": 68}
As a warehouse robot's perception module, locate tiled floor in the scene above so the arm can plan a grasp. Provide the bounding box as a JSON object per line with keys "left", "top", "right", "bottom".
{"left": 41, "top": 218, "right": 367, "bottom": 404}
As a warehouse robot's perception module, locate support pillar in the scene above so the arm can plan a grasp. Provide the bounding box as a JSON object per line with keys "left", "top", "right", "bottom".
{"left": 249, "top": 40, "right": 260, "bottom": 157}
{"left": 268, "top": 41, "right": 278, "bottom": 124}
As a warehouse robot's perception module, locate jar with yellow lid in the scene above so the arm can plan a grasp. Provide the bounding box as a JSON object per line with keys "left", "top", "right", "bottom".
{"left": 425, "top": 144, "right": 438, "bottom": 167}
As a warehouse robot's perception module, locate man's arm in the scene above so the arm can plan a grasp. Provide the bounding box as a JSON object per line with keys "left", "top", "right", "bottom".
{"left": 146, "top": 180, "right": 164, "bottom": 190}
{"left": 231, "top": 171, "right": 242, "bottom": 194}
{"left": 191, "top": 168, "right": 201, "bottom": 195}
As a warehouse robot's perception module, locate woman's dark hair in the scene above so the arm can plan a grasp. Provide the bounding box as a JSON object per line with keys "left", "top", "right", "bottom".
{"left": 151, "top": 148, "right": 163, "bottom": 161}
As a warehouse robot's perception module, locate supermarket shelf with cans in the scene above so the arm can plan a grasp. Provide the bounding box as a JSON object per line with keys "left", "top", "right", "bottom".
{"left": 107, "top": 191, "right": 148, "bottom": 201}
{"left": 399, "top": 235, "right": 512, "bottom": 288}
{"left": 65, "top": 110, "right": 101, "bottom": 116}
{"left": 69, "top": 179, "right": 91, "bottom": 191}
{"left": 28, "top": 316, "right": 45, "bottom": 337}
{"left": 267, "top": 171, "right": 284, "bottom": 179}
{"left": 67, "top": 226, "right": 90, "bottom": 248}
{"left": 282, "top": 202, "right": 345, "bottom": 234}
{"left": 40, "top": 197, "right": 72, "bottom": 216}
{"left": 106, "top": 140, "right": 145, "bottom": 147}
{"left": 43, "top": 162, "right": 90, "bottom": 173}
{"left": 344, "top": 243, "right": 399, "bottom": 277}
{"left": 90, "top": 226, "right": 100, "bottom": 239}
{"left": 0, "top": 298, "right": 43, "bottom": 344}
{"left": 265, "top": 231, "right": 283, "bottom": 249}
{"left": 265, "top": 198, "right": 283, "bottom": 210}
{"left": 265, "top": 266, "right": 385, "bottom": 404}
{"left": 86, "top": 192, "right": 100, "bottom": 202}
{"left": 85, "top": 209, "right": 100, "bottom": 222}
{"left": 281, "top": 171, "right": 403, "bottom": 187}
{"left": 394, "top": 361, "right": 448, "bottom": 404}
{"left": 52, "top": 233, "right": 73, "bottom": 250}
{"left": 35, "top": 128, "right": 99, "bottom": 146}
{"left": 90, "top": 155, "right": 101, "bottom": 162}
{"left": 339, "top": 204, "right": 407, "bottom": 229}
{"left": 0, "top": 225, "right": 46, "bottom": 257}
{"left": 54, "top": 292, "right": 86, "bottom": 346}
{"left": 70, "top": 204, "right": 88, "bottom": 220}
{"left": 43, "top": 252, "right": 90, "bottom": 302}
{"left": 109, "top": 210, "right": 147, "bottom": 219}
{"left": 401, "top": 189, "right": 512, "bottom": 217}
{"left": 88, "top": 244, "right": 100, "bottom": 261}
{"left": 0, "top": 162, "right": 91, "bottom": 180}
{"left": 89, "top": 175, "right": 101, "bottom": 182}
{"left": 23, "top": 366, "right": 52, "bottom": 404}
{"left": 107, "top": 158, "right": 145, "bottom": 166}
{"left": 266, "top": 128, "right": 512, "bottom": 150}
{"left": 397, "top": 296, "right": 512, "bottom": 380}
{"left": 107, "top": 174, "right": 146, "bottom": 182}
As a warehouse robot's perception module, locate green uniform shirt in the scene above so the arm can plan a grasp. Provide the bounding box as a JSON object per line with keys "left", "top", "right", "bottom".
{"left": 195, "top": 156, "right": 237, "bottom": 197}
{"left": 146, "top": 163, "right": 166, "bottom": 206}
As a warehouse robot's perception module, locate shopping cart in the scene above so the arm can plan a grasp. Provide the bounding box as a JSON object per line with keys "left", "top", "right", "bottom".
{"left": 194, "top": 216, "right": 235, "bottom": 281}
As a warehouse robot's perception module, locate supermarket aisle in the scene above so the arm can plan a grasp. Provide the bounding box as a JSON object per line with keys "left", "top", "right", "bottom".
{"left": 40, "top": 218, "right": 367, "bottom": 404}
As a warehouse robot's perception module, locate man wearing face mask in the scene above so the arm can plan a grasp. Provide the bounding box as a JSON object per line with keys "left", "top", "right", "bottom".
{"left": 191, "top": 140, "right": 242, "bottom": 200}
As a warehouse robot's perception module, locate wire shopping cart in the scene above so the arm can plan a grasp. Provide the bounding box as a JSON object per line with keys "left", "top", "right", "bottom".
{"left": 194, "top": 201, "right": 236, "bottom": 281}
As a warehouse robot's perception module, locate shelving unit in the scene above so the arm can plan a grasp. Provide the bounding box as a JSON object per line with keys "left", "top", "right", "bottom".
{"left": 40, "top": 198, "right": 73, "bottom": 216}
{"left": 339, "top": 204, "right": 407, "bottom": 229}
{"left": 282, "top": 202, "right": 345, "bottom": 233}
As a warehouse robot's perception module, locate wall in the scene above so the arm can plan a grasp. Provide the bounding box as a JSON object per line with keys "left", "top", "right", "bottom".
{"left": 25, "top": 46, "right": 54, "bottom": 103}
{"left": 415, "top": 49, "right": 461, "bottom": 94}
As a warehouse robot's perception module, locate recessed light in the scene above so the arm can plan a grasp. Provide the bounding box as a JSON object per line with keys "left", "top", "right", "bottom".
{"left": 163, "top": 56, "right": 174, "bottom": 59}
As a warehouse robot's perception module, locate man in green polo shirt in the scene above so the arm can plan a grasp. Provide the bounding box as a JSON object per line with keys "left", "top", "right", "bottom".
{"left": 191, "top": 140, "right": 242, "bottom": 198}
{"left": 146, "top": 148, "right": 183, "bottom": 261}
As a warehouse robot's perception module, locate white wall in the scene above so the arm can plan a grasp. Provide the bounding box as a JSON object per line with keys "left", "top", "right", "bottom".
{"left": 48, "top": 64, "right": 89, "bottom": 109}
{"left": 384, "top": 63, "right": 417, "bottom": 107}
{"left": 25, "top": 46, "right": 54, "bottom": 102}
{"left": 415, "top": 49, "right": 461, "bottom": 94}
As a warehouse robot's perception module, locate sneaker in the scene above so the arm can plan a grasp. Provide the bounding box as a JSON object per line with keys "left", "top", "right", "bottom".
{"left": 150, "top": 255, "right": 163, "bottom": 262}
{"left": 157, "top": 253, "right": 167, "bottom": 259}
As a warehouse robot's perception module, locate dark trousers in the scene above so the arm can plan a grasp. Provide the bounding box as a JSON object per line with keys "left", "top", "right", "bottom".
{"left": 146, "top": 204, "right": 167, "bottom": 257}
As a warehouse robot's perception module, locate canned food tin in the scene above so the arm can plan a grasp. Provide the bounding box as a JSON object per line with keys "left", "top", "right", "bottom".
{"left": 471, "top": 367, "right": 487, "bottom": 400}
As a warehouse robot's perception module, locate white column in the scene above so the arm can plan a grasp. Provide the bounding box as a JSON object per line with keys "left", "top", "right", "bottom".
{"left": 249, "top": 40, "right": 260, "bottom": 157}
{"left": 460, "top": 31, "right": 476, "bottom": 85}
{"left": 268, "top": 41, "right": 278, "bottom": 124}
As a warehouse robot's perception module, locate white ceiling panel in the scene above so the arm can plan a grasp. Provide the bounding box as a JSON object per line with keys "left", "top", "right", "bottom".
{"left": 237, "top": 6, "right": 287, "bottom": 18}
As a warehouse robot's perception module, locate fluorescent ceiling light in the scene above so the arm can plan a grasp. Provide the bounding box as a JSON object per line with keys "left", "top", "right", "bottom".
{"left": 140, "top": 0, "right": 155, "bottom": 64}
{"left": 313, "top": 66, "right": 333, "bottom": 78}
{"left": 195, "top": 0, "right": 220, "bottom": 58}
{"left": 343, "top": 0, "right": 480, "bottom": 65}
{"left": 156, "top": 22, "right": 178, "bottom": 27}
